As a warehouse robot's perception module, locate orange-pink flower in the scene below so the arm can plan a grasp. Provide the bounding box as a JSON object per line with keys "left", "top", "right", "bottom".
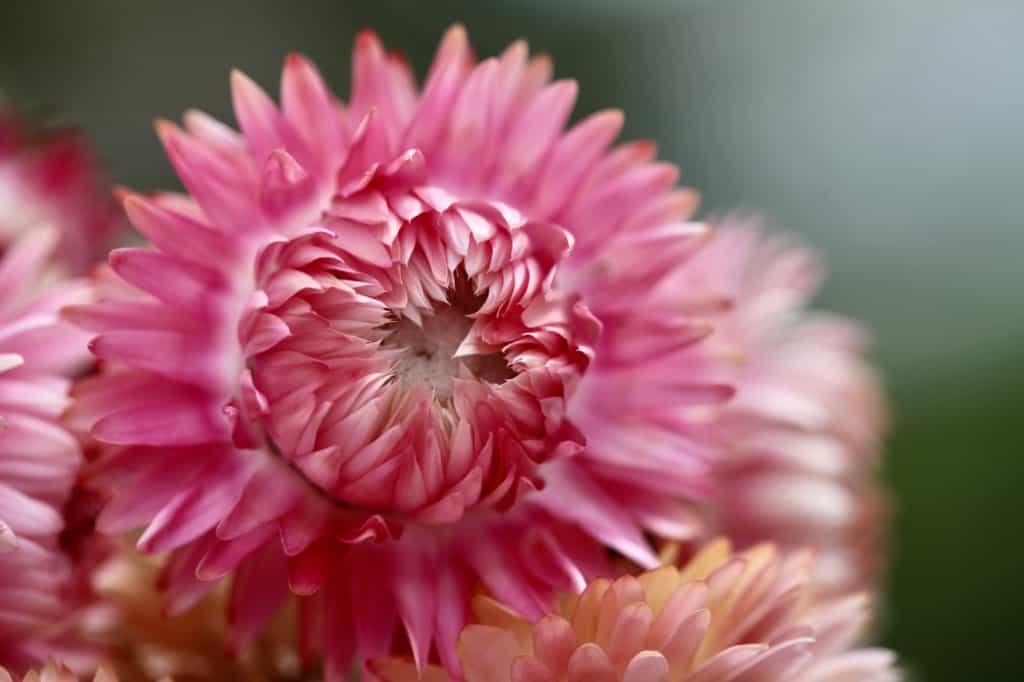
{"left": 374, "top": 540, "right": 899, "bottom": 682}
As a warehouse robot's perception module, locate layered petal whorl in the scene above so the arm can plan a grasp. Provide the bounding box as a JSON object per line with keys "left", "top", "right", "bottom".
{"left": 676, "top": 223, "right": 888, "bottom": 594}
{"left": 242, "top": 179, "right": 594, "bottom": 521}
{"left": 373, "top": 540, "right": 900, "bottom": 682}
{"left": 0, "top": 229, "right": 97, "bottom": 673}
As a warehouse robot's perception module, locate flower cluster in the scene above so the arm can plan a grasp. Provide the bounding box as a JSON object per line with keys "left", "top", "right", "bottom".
{"left": 0, "top": 25, "right": 895, "bottom": 682}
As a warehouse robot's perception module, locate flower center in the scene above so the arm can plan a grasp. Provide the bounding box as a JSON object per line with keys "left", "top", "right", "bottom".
{"left": 381, "top": 276, "right": 515, "bottom": 403}
{"left": 382, "top": 310, "right": 512, "bottom": 402}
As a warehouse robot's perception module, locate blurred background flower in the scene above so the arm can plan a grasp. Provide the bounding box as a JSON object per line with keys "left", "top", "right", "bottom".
{"left": 0, "top": 229, "right": 99, "bottom": 675}
{"left": 0, "top": 109, "right": 120, "bottom": 273}
{"left": 374, "top": 539, "right": 899, "bottom": 682}
{"left": 0, "top": 1, "right": 1018, "bottom": 680}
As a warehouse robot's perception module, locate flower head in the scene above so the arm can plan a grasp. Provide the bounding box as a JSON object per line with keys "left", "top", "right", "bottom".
{"left": 374, "top": 540, "right": 899, "bottom": 682}
{"left": 0, "top": 109, "right": 120, "bottom": 273}
{"left": 0, "top": 229, "right": 98, "bottom": 673}
{"left": 673, "top": 221, "right": 888, "bottom": 593}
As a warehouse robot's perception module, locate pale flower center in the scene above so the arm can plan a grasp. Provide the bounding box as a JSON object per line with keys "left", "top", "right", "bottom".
{"left": 382, "top": 306, "right": 513, "bottom": 403}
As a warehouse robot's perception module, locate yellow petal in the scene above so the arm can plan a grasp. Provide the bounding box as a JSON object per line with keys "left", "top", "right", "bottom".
{"left": 570, "top": 578, "right": 611, "bottom": 644}
{"left": 678, "top": 538, "right": 732, "bottom": 583}
{"left": 638, "top": 565, "right": 681, "bottom": 615}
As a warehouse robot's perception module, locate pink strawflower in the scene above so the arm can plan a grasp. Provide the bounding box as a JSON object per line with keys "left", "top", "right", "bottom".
{"left": 0, "top": 109, "right": 120, "bottom": 273}
{"left": 0, "top": 229, "right": 98, "bottom": 673}
{"left": 68, "top": 26, "right": 735, "bottom": 676}
{"left": 669, "top": 221, "right": 888, "bottom": 594}
{"left": 373, "top": 539, "right": 899, "bottom": 682}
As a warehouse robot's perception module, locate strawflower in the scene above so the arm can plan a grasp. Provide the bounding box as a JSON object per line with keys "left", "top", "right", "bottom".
{"left": 374, "top": 539, "right": 900, "bottom": 682}
{"left": 656, "top": 221, "right": 888, "bottom": 594}
{"left": 0, "top": 228, "right": 99, "bottom": 673}
{"left": 67, "top": 25, "right": 886, "bottom": 677}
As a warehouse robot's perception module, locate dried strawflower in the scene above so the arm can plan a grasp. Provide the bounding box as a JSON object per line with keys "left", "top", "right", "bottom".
{"left": 0, "top": 229, "right": 99, "bottom": 673}
{"left": 374, "top": 539, "right": 899, "bottom": 682}
{"left": 66, "top": 25, "right": 888, "bottom": 678}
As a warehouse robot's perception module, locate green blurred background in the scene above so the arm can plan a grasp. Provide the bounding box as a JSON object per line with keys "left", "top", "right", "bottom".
{"left": 2, "top": 1, "right": 1020, "bottom": 679}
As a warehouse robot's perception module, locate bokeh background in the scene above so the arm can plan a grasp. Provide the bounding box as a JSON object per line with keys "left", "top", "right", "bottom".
{"left": 2, "top": 1, "right": 1020, "bottom": 679}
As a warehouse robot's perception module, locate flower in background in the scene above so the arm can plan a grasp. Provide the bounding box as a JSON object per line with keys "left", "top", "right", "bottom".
{"left": 669, "top": 221, "right": 888, "bottom": 594}
{"left": 0, "top": 108, "right": 121, "bottom": 273}
{"left": 90, "top": 551, "right": 306, "bottom": 682}
{"left": 67, "top": 25, "right": 736, "bottom": 677}
{"left": 373, "top": 539, "right": 899, "bottom": 682}
{"left": 0, "top": 229, "right": 100, "bottom": 674}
